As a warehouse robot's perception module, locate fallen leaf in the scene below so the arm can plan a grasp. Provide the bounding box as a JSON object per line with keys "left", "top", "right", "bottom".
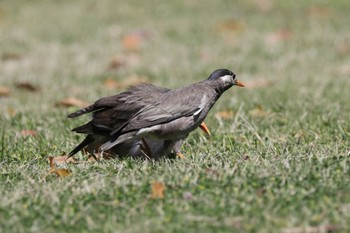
{"left": 217, "top": 19, "right": 244, "bottom": 34}
{"left": 7, "top": 107, "right": 16, "bottom": 117}
{"left": 56, "top": 97, "right": 88, "bottom": 108}
{"left": 20, "top": 130, "right": 38, "bottom": 137}
{"left": 103, "top": 75, "right": 148, "bottom": 90}
{"left": 0, "top": 85, "right": 11, "bottom": 97}
{"left": 1, "top": 52, "right": 22, "bottom": 61}
{"left": 253, "top": 0, "right": 273, "bottom": 12}
{"left": 244, "top": 79, "right": 274, "bottom": 89}
{"left": 122, "top": 30, "right": 150, "bottom": 51}
{"left": 249, "top": 106, "right": 270, "bottom": 118}
{"left": 103, "top": 79, "right": 121, "bottom": 89}
{"left": 123, "top": 74, "right": 148, "bottom": 87}
{"left": 307, "top": 6, "right": 332, "bottom": 17}
{"left": 15, "top": 82, "right": 40, "bottom": 92}
{"left": 215, "top": 110, "right": 236, "bottom": 120}
{"left": 337, "top": 41, "right": 350, "bottom": 55}
{"left": 48, "top": 156, "right": 71, "bottom": 178}
{"left": 122, "top": 34, "right": 141, "bottom": 51}
{"left": 265, "top": 29, "right": 292, "bottom": 46}
{"left": 108, "top": 57, "right": 125, "bottom": 70}
{"left": 151, "top": 181, "right": 165, "bottom": 199}
{"left": 50, "top": 155, "right": 76, "bottom": 165}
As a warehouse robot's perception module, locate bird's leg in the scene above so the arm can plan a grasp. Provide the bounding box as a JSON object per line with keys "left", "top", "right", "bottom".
{"left": 199, "top": 122, "right": 211, "bottom": 136}
{"left": 140, "top": 138, "right": 153, "bottom": 158}
{"left": 90, "top": 151, "right": 99, "bottom": 161}
{"left": 172, "top": 140, "right": 186, "bottom": 159}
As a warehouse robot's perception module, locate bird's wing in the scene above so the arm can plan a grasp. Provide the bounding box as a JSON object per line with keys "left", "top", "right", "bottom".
{"left": 117, "top": 85, "right": 208, "bottom": 134}
{"left": 69, "top": 83, "right": 170, "bottom": 134}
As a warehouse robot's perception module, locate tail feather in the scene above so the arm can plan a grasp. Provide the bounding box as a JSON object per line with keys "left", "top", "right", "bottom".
{"left": 68, "top": 105, "right": 96, "bottom": 118}
{"left": 68, "top": 134, "right": 95, "bottom": 158}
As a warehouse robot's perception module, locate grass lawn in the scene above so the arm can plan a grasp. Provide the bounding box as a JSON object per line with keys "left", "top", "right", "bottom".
{"left": 0, "top": 0, "right": 349, "bottom": 232}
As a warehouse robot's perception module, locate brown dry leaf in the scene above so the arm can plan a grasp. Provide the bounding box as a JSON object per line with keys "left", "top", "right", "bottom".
{"left": 217, "top": 19, "right": 244, "bottom": 35}
{"left": 249, "top": 106, "right": 270, "bottom": 118}
{"left": 151, "top": 181, "right": 165, "bottom": 199}
{"left": 337, "top": 41, "right": 350, "bottom": 55}
{"left": 1, "top": 52, "right": 22, "bottom": 61}
{"left": 122, "top": 74, "right": 148, "bottom": 87}
{"left": 7, "top": 107, "right": 16, "bottom": 117}
{"left": 104, "top": 75, "right": 148, "bottom": 90}
{"left": 122, "top": 30, "right": 150, "bottom": 51}
{"left": 0, "top": 85, "right": 11, "bottom": 97}
{"left": 48, "top": 157, "right": 71, "bottom": 178}
{"left": 215, "top": 110, "right": 236, "bottom": 120}
{"left": 108, "top": 57, "right": 125, "bottom": 70}
{"left": 15, "top": 82, "right": 40, "bottom": 92}
{"left": 103, "top": 78, "right": 121, "bottom": 89}
{"left": 307, "top": 6, "right": 332, "bottom": 17}
{"left": 50, "top": 155, "right": 76, "bottom": 165}
{"left": 122, "top": 34, "right": 141, "bottom": 51}
{"left": 265, "top": 29, "right": 292, "bottom": 46}
{"left": 244, "top": 79, "right": 274, "bottom": 89}
{"left": 56, "top": 97, "right": 88, "bottom": 108}
{"left": 253, "top": 0, "right": 273, "bottom": 12}
{"left": 20, "top": 130, "right": 38, "bottom": 137}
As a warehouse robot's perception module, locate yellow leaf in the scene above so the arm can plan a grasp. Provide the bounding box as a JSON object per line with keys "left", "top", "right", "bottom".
{"left": 7, "top": 107, "right": 16, "bottom": 117}
{"left": 48, "top": 157, "right": 71, "bottom": 178}
{"left": 307, "top": 6, "right": 332, "bottom": 17}
{"left": 103, "top": 75, "right": 148, "bottom": 90}
{"left": 122, "top": 34, "right": 142, "bottom": 51}
{"left": 50, "top": 155, "right": 76, "bottom": 165}
{"left": 123, "top": 74, "right": 148, "bottom": 87}
{"left": 217, "top": 19, "right": 244, "bottom": 34}
{"left": 151, "top": 181, "right": 165, "bottom": 199}
{"left": 0, "top": 85, "right": 11, "bottom": 97}
{"left": 20, "top": 130, "right": 38, "bottom": 137}
{"left": 103, "top": 78, "right": 122, "bottom": 89}
{"left": 265, "top": 29, "right": 292, "bottom": 46}
{"left": 249, "top": 106, "right": 270, "bottom": 118}
{"left": 50, "top": 168, "right": 71, "bottom": 177}
{"left": 215, "top": 110, "right": 236, "bottom": 120}
{"left": 56, "top": 97, "right": 88, "bottom": 108}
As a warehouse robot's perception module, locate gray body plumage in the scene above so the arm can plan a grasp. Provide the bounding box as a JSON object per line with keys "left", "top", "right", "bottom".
{"left": 68, "top": 68, "right": 242, "bottom": 159}
{"left": 68, "top": 83, "right": 183, "bottom": 158}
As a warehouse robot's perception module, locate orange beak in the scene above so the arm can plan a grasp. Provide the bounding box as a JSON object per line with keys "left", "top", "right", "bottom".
{"left": 234, "top": 80, "right": 245, "bottom": 87}
{"left": 199, "top": 122, "right": 211, "bottom": 136}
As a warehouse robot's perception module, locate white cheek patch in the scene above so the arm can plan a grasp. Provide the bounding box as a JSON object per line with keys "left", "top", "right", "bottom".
{"left": 220, "top": 75, "right": 233, "bottom": 83}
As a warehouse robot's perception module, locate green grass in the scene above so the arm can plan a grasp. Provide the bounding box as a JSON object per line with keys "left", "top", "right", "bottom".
{"left": 1, "top": 0, "right": 349, "bottom": 232}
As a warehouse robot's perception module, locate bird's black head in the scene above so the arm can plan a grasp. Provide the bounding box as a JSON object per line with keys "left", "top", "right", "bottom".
{"left": 207, "top": 69, "right": 244, "bottom": 93}
{"left": 208, "top": 69, "right": 236, "bottom": 81}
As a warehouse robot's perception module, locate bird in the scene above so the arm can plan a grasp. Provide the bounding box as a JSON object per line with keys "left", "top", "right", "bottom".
{"left": 67, "top": 82, "right": 211, "bottom": 159}
{"left": 97, "top": 68, "right": 244, "bottom": 154}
